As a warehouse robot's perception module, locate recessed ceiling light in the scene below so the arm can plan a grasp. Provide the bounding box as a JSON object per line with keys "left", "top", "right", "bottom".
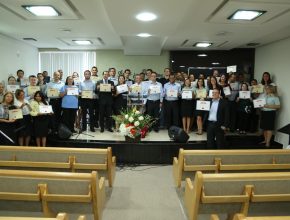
{"left": 194, "top": 42, "right": 212, "bottom": 48}
{"left": 73, "top": 40, "right": 92, "bottom": 45}
{"left": 137, "top": 33, "right": 152, "bottom": 38}
{"left": 171, "top": 60, "right": 175, "bottom": 63}
{"left": 22, "top": 5, "right": 61, "bottom": 16}
{"left": 136, "top": 12, "right": 157, "bottom": 21}
{"left": 179, "top": 66, "right": 185, "bottom": 68}
{"left": 228, "top": 10, "right": 266, "bottom": 21}
{"left": 197, "top": 54, "right": 207, "bottom": 57}
{"left": 212, "top": 62, "right": 220, "bottom": 65}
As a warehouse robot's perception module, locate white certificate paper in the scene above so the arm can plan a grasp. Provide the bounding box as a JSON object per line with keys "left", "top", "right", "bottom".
{"left": 117, "top": 84, "right": 128, "bottom": 93}
{"left": 182, "top": 90, "right": 192, "bottom": 99}
{"left": 251, "top": 85, "right": 264, "bottom": 93}
{"left": 227, "top": 65, "right": 237, "bottom": 73}
{"left": 208, "top": 90, "right": 213, "bottom": 98}
{"left": 131, "top": 85, "right": 141, "bottom": 93}
{"left": 239, "top": 91, "right": 251, "bottom": 99}
{"left": 167, "top": 89, "right": 178, "bottom": 98}
{"left": 67, "top": 87, "right": 79, "bottom": 96}
{"left": 6, "top": 85, "right": 20, "bottom": 93}
{"left": 196, "top": 100, "right": 210, "bottom": 111}
{"left": 39, "top": 105, "right": 53, "bottom": 114}
{"left": 73, "top": 78, "right": 80, "bottom": 86}
{"left": 196, "top": 89, "right": 207, "bottom": 99}
{"left": 253, "top": 99, "right": 266, "bottom": 108}
{"left": 230, "top": 82, "right": 239, "bottom": 91}
{"left": 27, "top": 86, "right": 40, "bottom": 96}
{"left": 223, "top": 86, "right": 231, "bottom": 96}
{"left": 9, "top": 109, "right": 23, "bottom": 120}
{"left": 81, "top": 90, "right": 93, "bottom": 99}
{"left": 100, "top": 84, "right": 111, "bottom": 92}
{"left": 150, "top": 85, "right": 161, "bottom": 94}
{"left": 47, "top": 88, "right": 60, "bottom": 98}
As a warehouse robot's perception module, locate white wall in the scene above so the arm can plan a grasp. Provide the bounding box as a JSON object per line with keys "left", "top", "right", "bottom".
{"left": 95, "top": 50, "right": 170, "bottom": 76}
{"left": 0, "top": 34, "right": 38, "bottom": 83}
{"left": 255, "top": 37, "right": 290, "bottom": 147}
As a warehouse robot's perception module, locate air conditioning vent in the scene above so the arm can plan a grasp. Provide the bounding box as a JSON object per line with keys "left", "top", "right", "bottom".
{"left": 180, "top": 39, "right": 189, "bottom": 47}
{"left": 23, "top": 38, "right": 37, "bottom": 41}
{"left": 247, "top": 43, "right": 260, "bottom": 46}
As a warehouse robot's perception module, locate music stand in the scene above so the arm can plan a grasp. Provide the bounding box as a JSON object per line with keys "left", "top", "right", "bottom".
{"left": 278, "top": 123, "right": 290, "bottom": 145}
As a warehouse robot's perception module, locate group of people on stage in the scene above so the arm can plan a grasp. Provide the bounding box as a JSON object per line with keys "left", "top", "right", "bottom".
{"left": 0, "top": 67, "right": 280, "bottom": 148}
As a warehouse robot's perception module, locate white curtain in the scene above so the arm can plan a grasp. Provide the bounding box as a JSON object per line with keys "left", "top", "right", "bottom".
{"left": 39, "top": 51, "right": 96, "bottom": 80}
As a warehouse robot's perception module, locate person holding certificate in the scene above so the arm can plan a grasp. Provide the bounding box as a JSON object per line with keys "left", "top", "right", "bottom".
{"left": 227, "top": 73, "right": 239, "bottom": 132}
{"left": 24, "top": 75, "right": 39, "bottom": 100}
{"left": 181, "top": 78, "right": 195, "bottom": 134}
{"left": 60, "top": 76, "right": 79, "bottom": 133}
{"left": 45, "top": 71, "right": 64, "bottom": 133}
{"left": 96, "top": 71, "right": 115, "bottom": 133}
{"left": 163, "top": 74, "right": 181, "bottom": 128}
{"left": 0, "top": 82, "right": 5, "bottom": 104}
{"left": 0, "top": 92, "right": 17, "bottom": 145}
{"left": 79, "top": 70, "right": 96, "bottom": 132}
{"left": 30, "top": 91, "right": 51, "bottom": 147}
{"left": 14, "top": 89, "right": 32, "bottom": 146}
{"left": 207, "top": 88, "right": 229, "bottom": 149}
{"left": 145, "top": 72, "right": 163, "bottom": 132}
{"left": 194, "top": 78, "right": 208, "bottom": 135}
{"left": 260, "top": 85, "right": 280, "bottom": 147}
{"left": 236, "top": 83, "right": 253, "bottom": 134}
{"left": 37, "top": 73, "right": 47, "bottom": 94}
{"left": 208, "top": 76, "right": 223, "bottom": 98}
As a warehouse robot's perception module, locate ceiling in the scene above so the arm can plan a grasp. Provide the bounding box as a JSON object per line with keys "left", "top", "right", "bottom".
{"left": 1, "top": 0, "right": 290, "bottom": 55}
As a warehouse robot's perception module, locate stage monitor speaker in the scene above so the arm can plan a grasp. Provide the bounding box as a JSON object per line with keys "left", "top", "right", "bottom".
{"left": 168, "top": 126, "right": 189, "bottom": 143}
{"left": 58, "top": 123, "right": 72, "bottom": 140}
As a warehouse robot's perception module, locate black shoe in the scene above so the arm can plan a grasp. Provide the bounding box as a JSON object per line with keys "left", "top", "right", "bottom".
{"left": 95, "top": 122, "right": 99, "bottom": 128}
{"left": 107, "top": 128, "right": 113, "bottom": 132}
{"left": 100, "top": 128, "right": 104, "bottom": 133}
{"left": 90, "top": 128, "right": 95, "bottom": 132}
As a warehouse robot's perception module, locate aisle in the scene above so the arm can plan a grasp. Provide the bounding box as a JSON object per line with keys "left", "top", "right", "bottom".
{"left": 102, "top": 165, "right": 187, "bottom": 220}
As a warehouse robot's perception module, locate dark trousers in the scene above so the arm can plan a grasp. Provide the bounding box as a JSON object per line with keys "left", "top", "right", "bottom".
{"left": 49, "top": 98, "right": 62, "bottom": 131}
{"left": 228, "top": 100, "right": 237, "bottom": 131}
{"left": 238, "top": 112, "right": 250, "bottom": 131}
{"left": 80, "top": 98, "right": 94, "bottom": 129}
{"left": 147, "top": 100, "right": 160, "bottom": 130}
{"left": 62, "top": 108, "right": 77, "bottom": 132}
{"left": 206, "top": 121, "right": 225, "bottom": 149}
{"left": 99, "top": 102, "right": 112, "bottom": 129}
{"left": 164, "top": 100, "right": 180, "bottom": 128}
{"left": 93, "top": 99, "right": 99, "bottom": 127}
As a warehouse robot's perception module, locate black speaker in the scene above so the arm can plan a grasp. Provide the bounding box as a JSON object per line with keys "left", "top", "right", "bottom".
{"left": 168, "top": 126, "right": 189, "bottom": 143}
{"left": 58, "top": 123, "right": 72, "bottom": 139}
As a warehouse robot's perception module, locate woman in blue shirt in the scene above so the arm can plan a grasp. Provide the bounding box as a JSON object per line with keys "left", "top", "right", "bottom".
{"left": 60, "top": 76, "right": 79, "bottom": 133}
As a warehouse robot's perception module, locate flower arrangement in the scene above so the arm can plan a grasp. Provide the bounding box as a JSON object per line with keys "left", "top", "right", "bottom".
{"left": 113, "top": 107, "right": 155, "bottom": 140}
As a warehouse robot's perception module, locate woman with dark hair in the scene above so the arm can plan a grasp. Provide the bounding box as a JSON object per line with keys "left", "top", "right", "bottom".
{"left": 261, "top": 72, "right": 272, "bottom": 86}
{"left": 0, "top": 92, "right": 17, "bottom": 144}
{"left": 60, "top": 76, "right": 79, "bottom": 133}
{"left": 194, "top": 78, "right": 207, "bottom": 135}
{"left": 14, "top": 89, "right": 32, "bottom": 146}
{"left": 30, "top": 91, "right": 51, "bottom": 147}
{"left": 208, "top": 76, "right": 223, "bottom": 98}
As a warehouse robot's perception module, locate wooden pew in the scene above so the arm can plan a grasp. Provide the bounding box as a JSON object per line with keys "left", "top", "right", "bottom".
{"left": 233, "top": 214, "right": 290, "bottom": 220}
{"left": 0, "top": 169, "right": 105, "bottom": 220}
{"left": 185, "top": 172, "right": 290, "bottom": 220}
{"left": 0, "top": 213, "right": 85, "bottom": 220}
{"left": 0, "top": 146, "right": 116, "bottom": 187}
{"left": 173, "top": 149, "right": 290, "bottom": 187}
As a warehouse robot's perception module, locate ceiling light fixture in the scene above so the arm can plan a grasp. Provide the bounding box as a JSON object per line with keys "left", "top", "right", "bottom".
{"left": 137, "top": 33, "right": 152, "bottom": 38}
{"left": 179, "top": 66, "right": 185, "bottom": 68}
{"left": 194, "top": 42, "right": 212, "bottom": 48}
{"left": 212, "top": 62, "right": 220, "bottom": 65}
{"left": 197, "top": 54, "right": 207, "bottom": 57}
{"left": 228, "top": 10, "right": 266, "bottom": 21}
{"left": 136, "top": 12, "right": 157, "bottom": 21}
{"left": 73, "top": 40, "right": 92, "bottom": 45}
{"left": 22, "top": 5, "right": 61, "bottom": 16}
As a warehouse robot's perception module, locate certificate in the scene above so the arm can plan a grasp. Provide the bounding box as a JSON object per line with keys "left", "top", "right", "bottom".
{"left": 227, "top": 65, "right": 237, "bottom": 73}
{"left": 223, "top": 86, "right": 231, "bottom": 96}
{"left": 196, "top": 89, "right": 207, "bottom": 99}
{"left": 100, "top": 84, "right": 111, "bottom": 92}
{"left": 6, "top": 85, "right": 20, "bottom": 93}
{"left": 251, "top": 85, "right": 264, "bottom": 93}
{"left": 230, "top": 82, "right": 239, "bottom": 91}
{"left": 239, "top": 91, "right": 251, "bottom": 99}
{"left": 47, "top": 88, "right": 59, "bottom": 98}
{"left": 67, "top": 87, "right": 79, "bottom": 96}
{"left": 117, "top": 84, "right": 128, "bottom": 94}
{"left": 20, "top": 78, "right": 29, "bottom": 87}
{"left": 196, "top": 100, "right": 210, "bottom": 111}
{"left": 167, "top": 89, "right": 178, "bottom": 98}
{"left": 126, "top": 81, "right": 133, "bottom": 87}
{"left": 81, "top": 90, "right": 93, "bottom": 99}
{"left": 39, "top": 105, "right": 53, "bottom": 114}
{"left": 91, "top": 76, "right": 99, "bottom": 82}
{"left": 253, "top": 98, "right": 266, "bottom": 108}
{"left": 208, "top": 90, "right": 213, "bottom": 98}
{"left": 9, "top": 109, "right": 23, "bottom": 120}
{"left": 131, "top": 85, "right": 141, "bottom": 93}
{"left": 73, "top": 78, "right": 80, "bottom": 86}
{"left": 150, "top": 85, "right": 161, "bottom": 94}
{"left": 182, "top": 90, "right": 192, "bottom": 99}
{"left": 27, "top": 86, "right": 40, "bottom": 96}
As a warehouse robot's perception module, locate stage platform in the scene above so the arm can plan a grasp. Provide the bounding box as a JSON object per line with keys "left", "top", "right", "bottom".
{"left": 48, "top": 129, "right": 283, "bottom": 164}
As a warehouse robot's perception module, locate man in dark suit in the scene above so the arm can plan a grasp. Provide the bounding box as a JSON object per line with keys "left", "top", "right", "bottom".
{"left": 96, "top": 71, "right": 115, "bottom": 133}
{"left": 207, "top": 88, "right": 229, "bottom": 149}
